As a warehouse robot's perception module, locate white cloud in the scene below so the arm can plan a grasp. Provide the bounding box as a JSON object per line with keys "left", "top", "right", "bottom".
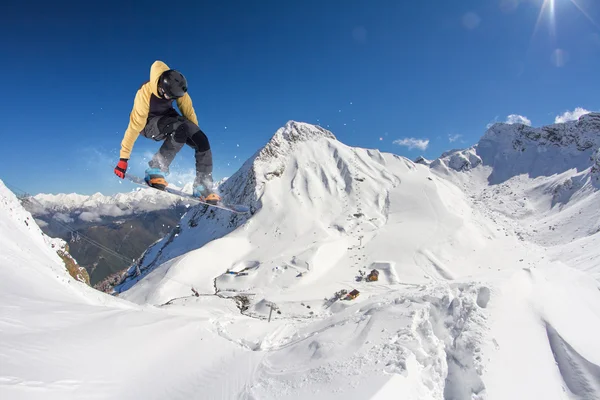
{"left": 486, "top": 116, "right": 500, "bottom": 129}
{"left": 554, "top": 107, "right": 591, "bottom": 124}
{"left": 506, "top": 114, "right": 532, "bottom": 126}
{"left": 54, "top": 213, "right": 74, "bottom": 224}
{"left": 448, "top": 134, "right": 462, "bottom": 143}
{"left": 78, "top": 211, "right": 102, "bottom": 223}
{"left": 98, "top": 205, "right": 128, "bottom": 218}
{"left": 393, "top": 138, "right": 430, "bottom": 151}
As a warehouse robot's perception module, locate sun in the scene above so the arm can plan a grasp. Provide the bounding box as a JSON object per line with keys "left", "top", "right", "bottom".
{"left": 534, "top": 0, "right": 599, "bottom": 38}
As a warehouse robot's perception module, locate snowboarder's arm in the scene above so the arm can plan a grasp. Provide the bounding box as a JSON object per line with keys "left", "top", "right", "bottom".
{"left": 120, "top": 85, "right": 151, "bottom": 159}
{"left": 177, "top": 93, "right": 199, "bottom": 126}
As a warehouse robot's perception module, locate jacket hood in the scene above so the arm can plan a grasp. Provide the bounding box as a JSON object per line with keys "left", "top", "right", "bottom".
{"left": 149, "top": 60, "right": 170, "bottom": 97}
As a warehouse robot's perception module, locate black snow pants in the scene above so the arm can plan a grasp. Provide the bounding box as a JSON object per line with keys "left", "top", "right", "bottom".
{"left": 141, "top": 111, "right": 213, "bottom": 186}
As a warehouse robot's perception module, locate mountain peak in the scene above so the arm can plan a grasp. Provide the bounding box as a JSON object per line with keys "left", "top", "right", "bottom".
{"left": 216, "top": 121, "right": 337, "bottom": 211}
{"left": 430, "top": 113, "right": 600, "bottom": 183}
{"left": 414, "top": 156, "right": 432, "bottom": 166}
{"left": 577, "top": 111, "right": 600, "bottom": 128}
{"left": 482, "top": 112, "right": 600, "bottom": 152}
{"left": 257, "top": 121, "right": 336, "bottom": 162}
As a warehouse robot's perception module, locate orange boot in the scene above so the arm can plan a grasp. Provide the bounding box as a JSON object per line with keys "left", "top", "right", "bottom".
{"left": 193, "top": 184, "right": 221, "bottom": 205}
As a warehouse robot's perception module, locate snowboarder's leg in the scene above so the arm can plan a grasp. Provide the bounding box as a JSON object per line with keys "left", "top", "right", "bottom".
{"left": 140, "top": 116, "right": 179, "bottom": 189}
{"left": 186, "top": 129, "right": 220, "bottom": 204}
{"left": 186, "top": 129, "right": 213, "bottom": 187}
{"left": 142, "top": 115, "right": 219, "bottom": 203}
{"left": 140, "top": 115, "right": 193, "bottom": 189}
{"left": 146, "top": 116, "right": 193, "bottom": 172}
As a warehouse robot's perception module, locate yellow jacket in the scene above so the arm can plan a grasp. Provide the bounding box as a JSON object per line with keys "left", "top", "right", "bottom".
{"left": 119, "top": 60, "right": 199, "bottom": 159}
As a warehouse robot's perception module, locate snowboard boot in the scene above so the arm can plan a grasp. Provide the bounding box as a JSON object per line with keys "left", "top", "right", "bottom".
{"left": 192, "top": 184, "right": 221, "bottom": 205}
{"left": 145, "top": 168, "right": 168, "bottom": 190}
{"left": 193, "top": 174, "right": 221, "bottom": 205}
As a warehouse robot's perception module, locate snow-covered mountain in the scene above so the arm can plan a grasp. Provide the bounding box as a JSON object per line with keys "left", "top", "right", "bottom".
{"left": 432, "top": 112, "right": 600, "bottom": 182}
{"left": 28, "top": 178, "right": 228, "bottom": 221}
{"left": 0, "top": 181, "right": 90, "bottom": 286}
{"left": 27, "top": 186, "right": 188, "bottom": 222}
{"left": 2, "top": 120, "right": 600, "bottom": 399}
{"left": 430, "top": 113, "right": 600, "bottom": 276}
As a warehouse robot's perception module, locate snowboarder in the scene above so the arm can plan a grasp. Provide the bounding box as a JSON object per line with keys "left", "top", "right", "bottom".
{"left": 113, "top": 60, "right": 220, "bottom": 205}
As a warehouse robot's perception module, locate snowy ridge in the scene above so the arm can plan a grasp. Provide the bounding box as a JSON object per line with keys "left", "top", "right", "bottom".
{"left": 434, "top": 112, "right": 600, "bottom": 183}
{"left": 414, "top": 155, "right": 433, "bottom": 166}
{"left": 0, "top": 180, "right": 101, "bottom": 303}
{"left": 431, "top": 147, "right": 482, "bottom": 172}
{"left": 480, "top": 112, "right": 600, "bottom": 184}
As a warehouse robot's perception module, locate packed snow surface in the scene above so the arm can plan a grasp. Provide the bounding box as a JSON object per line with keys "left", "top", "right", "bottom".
{"left": 1, "top": 119, "right": 600, "bottom": 399}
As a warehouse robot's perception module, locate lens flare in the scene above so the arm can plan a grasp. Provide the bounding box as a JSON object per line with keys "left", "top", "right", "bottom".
{"left": 534, "top": 0, "right": 556, "bottom": 39}
{"left": 569, "top": 0, "right": 600, "bottom": 29}
{"left": 534, "top": 0, "right": 600, "bottom": 39}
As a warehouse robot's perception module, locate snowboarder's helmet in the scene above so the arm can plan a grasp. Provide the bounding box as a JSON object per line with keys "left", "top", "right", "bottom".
{"left": 158, "top": 70, "right": 188, "bottom": 99}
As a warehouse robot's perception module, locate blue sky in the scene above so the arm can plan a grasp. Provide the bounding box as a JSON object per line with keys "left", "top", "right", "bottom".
{"left": 2, "top": 0, "right": 599, "bottom": 195}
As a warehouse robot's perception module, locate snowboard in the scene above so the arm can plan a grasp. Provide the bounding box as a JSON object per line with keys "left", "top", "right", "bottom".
{"left": 124, "top": 174, "right": 250, "bottom": 214}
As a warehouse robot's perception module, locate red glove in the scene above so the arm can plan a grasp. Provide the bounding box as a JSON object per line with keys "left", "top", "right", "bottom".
{"left": 114, "top": 158, "right": 128, "bottom": 179}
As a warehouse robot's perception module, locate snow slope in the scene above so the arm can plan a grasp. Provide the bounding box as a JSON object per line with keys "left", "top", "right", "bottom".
{"left": 0, "top": 179, "right": 255, "bottom": 400}
{"left": 2, "top": 120, "right": 600, "bottom": 399}
{"left": 431, "top": 112, "right": 600, "bottom": 281}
